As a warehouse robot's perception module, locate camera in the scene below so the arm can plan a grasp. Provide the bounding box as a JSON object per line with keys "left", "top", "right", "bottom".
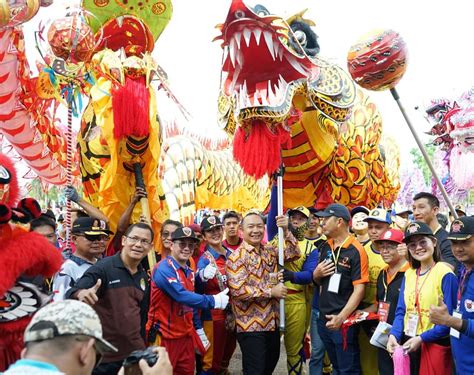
{"left": 122, "top": 347, "right": 158, "bottom": 375}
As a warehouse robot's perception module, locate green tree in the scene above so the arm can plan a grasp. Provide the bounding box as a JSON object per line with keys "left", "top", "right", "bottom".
{"left": 410, "top": 145, "right": 435, "bottom": 186}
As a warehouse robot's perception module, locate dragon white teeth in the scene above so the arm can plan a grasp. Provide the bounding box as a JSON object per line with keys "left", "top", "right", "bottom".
{"left": 236, "top": 50, "right": 243, "bottom": 66}
{"left": 243, "top": 28, "right": 252, "bottom": 47}
{"left": 117, "top": 16, "right": 124, "bottom": 28}
{"left": 278, "top": 45, "right": 284, "bottom": 61}
{"left": 285, "top": 54, "right": 307, "bottom": 76}
{"left": 274, "top": 42, "right": 280, "bottom": 60}
{"left": 263, "top": 30, "right": 275, "bottom": 60}
{"left": 268, "top": 80, "right": 276, "bottom": 105}
{"left": 234, "top": 32, "right": 242, "bottom": 49}
{"left": 253, "top": 28, "right": 262, "bottom": 45}
{"left": 229, "top": 39, "right": 236, "bottom": 67}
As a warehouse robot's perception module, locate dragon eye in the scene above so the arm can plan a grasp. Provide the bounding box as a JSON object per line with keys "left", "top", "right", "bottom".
{"left": 294, "top": 30, "right": 307, "bottom": 47}
{"left": 235, "top": 10, "right": 245, "bottom": 19}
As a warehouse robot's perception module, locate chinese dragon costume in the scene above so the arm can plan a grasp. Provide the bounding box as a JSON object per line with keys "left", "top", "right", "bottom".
{"left": 216, "top": 0, "right": 400, "bottom": 209}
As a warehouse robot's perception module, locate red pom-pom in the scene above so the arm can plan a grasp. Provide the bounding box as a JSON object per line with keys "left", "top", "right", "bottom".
{"left": 112, "top": 76, "right": 150, "bottom": 139}
{"left": 233, "top": 121, "right": 291, "bottom": 179}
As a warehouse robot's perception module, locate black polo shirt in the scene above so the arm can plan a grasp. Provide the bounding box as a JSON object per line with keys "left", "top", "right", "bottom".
{"left": 66, "top": 252, "right": 149, "bottom": 363}
{"left": 433, "top": 226, "right": 458, "bottom": 268}
{"left": 375, "top": 263, "right": 409, "bottom": 324}
{"left": 318, "top": 236, "right": 369, "bottom": 316}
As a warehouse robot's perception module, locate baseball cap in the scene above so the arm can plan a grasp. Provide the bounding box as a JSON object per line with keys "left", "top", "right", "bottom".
{"left": 41, "top": 209, "right": 56, "bottom": 222}
{"left": 24, "top": 300, "right": 117, "bottom": 353}
{"left": 403, "top": 221, "right": 434, "bottom": 243}
{"left": 72, "top": 217, "right": 113, "bottom": 235}
{"left": 374, "top": 229, "right": 404, "bottom": 244}
{"left": 394, "top": 206, "right": 413, "bottom": 215}
{"left": 200, "top": 215, "right": 223, "bottom": 232}
{"left": 351, "top": 206, "right": 370, "bottom": 217}
{"left": 171, "top": 226, "right": 200, "bottom": 242}
{"left": 454, "top": 204, "right": 467, "bottom": 216}
{"left": 308, "top": 207, "right": 318, "bottom": 215}
{"left": 315, "top": 204, "right": 351, "bottom": 221}
{"left": 364, "top": 208, "right": 391, "bottom": 224}
{"left": 448, "top": 217, "right": 474, "bottom": 240}
{"left": 287, "top": 206, "right": 310, "bottom": 219}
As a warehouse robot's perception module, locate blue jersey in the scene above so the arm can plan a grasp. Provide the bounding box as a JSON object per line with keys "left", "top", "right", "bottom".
{"left": 451, "top": 266, "right": 474, "bottom": 374}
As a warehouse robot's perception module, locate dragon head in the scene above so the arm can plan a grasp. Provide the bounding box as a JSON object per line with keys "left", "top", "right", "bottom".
{"left": 82, "top": 0, "right": 172, "bottom": 54}
{"left": 215, "top": 1, "right": 358, "bottom": 179}
{"left": 215, "top": 0, "right": 320, "bottom": 131}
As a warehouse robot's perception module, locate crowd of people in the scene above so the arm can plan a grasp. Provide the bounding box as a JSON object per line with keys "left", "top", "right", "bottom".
{"left": 3, "top": 186, "right": 474, "bottom": 375}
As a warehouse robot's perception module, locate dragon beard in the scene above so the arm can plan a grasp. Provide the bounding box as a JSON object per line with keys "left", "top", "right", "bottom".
{"left": 289, "top": 222, "right": 309, "bottom": 241}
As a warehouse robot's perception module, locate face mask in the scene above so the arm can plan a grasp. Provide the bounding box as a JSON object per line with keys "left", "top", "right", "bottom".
{"left": 289, "top": 221, "right": 309, "bottom": 241}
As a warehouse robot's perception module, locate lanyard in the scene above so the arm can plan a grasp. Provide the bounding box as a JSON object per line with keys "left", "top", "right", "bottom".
{"left": 331, "top": 236, "right": 350, "bottom": 273}
{"left": 457, "top": 268, "right": 471, "bottom": 310}
{"left": 382, "top": 270, "right": 389, "bottom": 301}
{"left": 415, "top": 266, "right": 433, "bottom": 330}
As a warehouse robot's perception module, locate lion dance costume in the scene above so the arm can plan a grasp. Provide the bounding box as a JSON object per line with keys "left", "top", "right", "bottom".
{"left": 0, "top": 153, "right": 63, "bottom": 371}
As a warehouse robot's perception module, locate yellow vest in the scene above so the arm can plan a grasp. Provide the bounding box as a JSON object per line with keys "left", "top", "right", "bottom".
{"left": 285, "top": 238, "right": 317, "bottom": 302}
{"left": 403, "top": 262, "right": 453, "bottom": 335}
{"left": 363, "top": 241, "right": 386, "bottom": 305}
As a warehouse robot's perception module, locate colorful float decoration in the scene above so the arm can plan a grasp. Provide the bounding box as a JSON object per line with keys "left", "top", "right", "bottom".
{"left": 216, "top": 0, "right": 400, "bottom": 209}
{"left": 425, "top": 87, "right": 474, "bottom": 190}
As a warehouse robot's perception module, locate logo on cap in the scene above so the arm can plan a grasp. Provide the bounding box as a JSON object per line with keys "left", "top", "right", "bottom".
{"left": 372, "top": 209, "right": 380, "bottom": 216}
{"left": 451, "top": 220, "right": 464, "bottom": 233}
{"left": 407, "top": 223, "right": 420, "bottom": 234}
{"left": 208, "top": 216, "right": 216, "bottom": 225}
{"left": 383, "top": 231, "right": 392, "bottom": 239}
{"left": 183, "top": 227, "right": 192, "bottom": 237}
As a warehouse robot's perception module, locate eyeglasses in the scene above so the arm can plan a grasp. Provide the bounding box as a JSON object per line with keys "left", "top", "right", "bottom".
{"left": 407, "top": 238, "right": 431, "bottom": 252}
{"left": 174, "top": 241, "right": 198, "bottom": 250}
{"left": 125, "top": 236, "right": 152, "bottom": 246}
{"left": 77, "top": 234, "right": 109, "bottom": 242}
{"left": 378, "top": 243, "right": 398, "bottom": 251}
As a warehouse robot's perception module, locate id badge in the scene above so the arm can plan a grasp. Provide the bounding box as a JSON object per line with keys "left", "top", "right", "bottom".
{"left": 405, "top": 313, "right": 419, "bottom": 337}
{"left": 450, "top": 311, "right": 462, "bottom": 339}
{"left": 378, "top": 301, "right": 391, "bottom": 323}
{"left": 328, "top": 273, "right": 341, "bottom": 293}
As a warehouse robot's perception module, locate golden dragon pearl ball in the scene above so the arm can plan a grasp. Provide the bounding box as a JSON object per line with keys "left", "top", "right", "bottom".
{"left": 47, "top": 14, "right": 95, "bottom": 63}
{"left": 347, "top": 29, "right": 408, "bottom": 91}
{"left": 0, "top": 0, "right": 40, "bottom": 27}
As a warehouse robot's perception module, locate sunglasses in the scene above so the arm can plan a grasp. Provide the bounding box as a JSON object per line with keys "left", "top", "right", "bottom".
{"left": 77, "top": 234, "right": 109, "bottom": 242}
{"left": 407, "top": 238, "right": 432, "bottom": 252}
{"left": 174, "top": 241, "right": 198, "bottom": 250}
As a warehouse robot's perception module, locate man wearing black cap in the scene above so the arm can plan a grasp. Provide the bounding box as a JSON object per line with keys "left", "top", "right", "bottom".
{"left": 146, "top": 226, "right": 230, "bottom": 375}
{"left": 52, "top": 217, "right": 111, "bottom": 301}
{"left": 430, "top": 216, "right": 474, "bottom": 374}
{"left": 312, "top": 203, "right": 368, "bottom": 375}
{"left": 66, "top": 223, "right": 154, "bottom": 375}
{"left": 413, "top": 192, "right": 457, "bottom": 269}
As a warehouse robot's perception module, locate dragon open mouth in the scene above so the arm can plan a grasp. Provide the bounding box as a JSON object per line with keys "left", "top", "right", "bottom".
{"left": 216, "top": 0, "right": 318, "bottom": 112}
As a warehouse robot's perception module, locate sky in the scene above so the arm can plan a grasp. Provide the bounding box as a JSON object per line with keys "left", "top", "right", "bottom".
{"left": 23, "top": 0, "right": 474, "bottom": 170}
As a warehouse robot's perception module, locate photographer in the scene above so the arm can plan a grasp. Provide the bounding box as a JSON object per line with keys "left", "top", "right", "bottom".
{"left": 3, "top": 300, "right": 172, "bottom": 375}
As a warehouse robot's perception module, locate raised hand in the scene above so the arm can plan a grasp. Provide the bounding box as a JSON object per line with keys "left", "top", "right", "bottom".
{"left": 77, "top": 279, "right": 102, "bottom": 306}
